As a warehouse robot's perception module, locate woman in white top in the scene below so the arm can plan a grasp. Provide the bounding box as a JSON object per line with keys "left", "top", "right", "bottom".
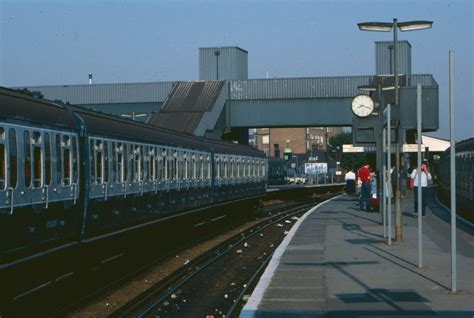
{"left": 410, "top": 163, "right": 432, "bottom": 216}
{"left": 345, "top": 169, "right": 356, "bottom": 196}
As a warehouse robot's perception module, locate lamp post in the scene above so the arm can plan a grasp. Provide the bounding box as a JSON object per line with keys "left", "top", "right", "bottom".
{"left": 214, "top": 50, "right": 220, "bottom": 80}
{"left": 358, "top": 18, "right": 433, "bottom": 242}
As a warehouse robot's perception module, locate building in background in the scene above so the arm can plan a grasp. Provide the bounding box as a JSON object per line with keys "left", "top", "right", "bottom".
{"left": 255, "top": 127, "right": 343, "bottom": 158}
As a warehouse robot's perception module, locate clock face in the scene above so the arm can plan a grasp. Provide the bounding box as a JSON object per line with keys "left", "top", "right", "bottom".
{"left": 351, "top": 95, "right": 374, "bottom": 118}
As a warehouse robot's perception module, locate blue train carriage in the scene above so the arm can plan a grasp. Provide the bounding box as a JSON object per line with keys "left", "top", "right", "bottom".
{"left": 0, "top": 87, "right": 267, "bottom": 300}
{"left": 0, "top": 88, "right": 83, "bottom": 263}
{"left": 438, "top": 138, "right": 474, "bottom": 204}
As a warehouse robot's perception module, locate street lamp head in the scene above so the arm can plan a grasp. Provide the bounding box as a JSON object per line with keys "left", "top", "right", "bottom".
{"left": 358, "top": 22, "right": 393, "bottom": 32}
{"left": 398, "top": 20, "right": 433, "bottom": 32}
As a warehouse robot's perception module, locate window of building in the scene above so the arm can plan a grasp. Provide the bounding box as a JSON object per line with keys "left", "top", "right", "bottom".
{"left": 262, "top": 135, "right": 269, "bottom": 145}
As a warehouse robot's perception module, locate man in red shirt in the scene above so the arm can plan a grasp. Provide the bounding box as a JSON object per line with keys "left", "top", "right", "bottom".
{"left": 358, "top": 163, "right": 372, "bottom": 211}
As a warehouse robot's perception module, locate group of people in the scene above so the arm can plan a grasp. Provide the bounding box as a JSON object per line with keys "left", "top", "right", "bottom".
{"left": 344, "top": 162, "right": 432, "bottom": 216}
{"left": 344, "top": 163, "right": 376, "bottom": 212}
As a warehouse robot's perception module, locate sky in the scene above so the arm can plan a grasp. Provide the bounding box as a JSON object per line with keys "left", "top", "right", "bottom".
{"left": 1, "top": 0, "right": 473, "bottom": 141}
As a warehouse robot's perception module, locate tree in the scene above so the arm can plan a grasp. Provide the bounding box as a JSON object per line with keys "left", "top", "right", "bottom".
{"left": 328, "top": 132, "right": 367, "bottom": 171}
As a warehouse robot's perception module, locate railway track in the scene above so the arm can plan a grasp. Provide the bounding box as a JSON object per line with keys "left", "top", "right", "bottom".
{"left": 110, "top": 197, "right": 331, "bottom": 317}
{"left": 4, "top": 187, "right": 341, "bottom": 317}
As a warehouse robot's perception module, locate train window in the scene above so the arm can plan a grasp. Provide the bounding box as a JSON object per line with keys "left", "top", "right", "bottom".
{"left": 112, "top": 142, "right": 117, "bottom": 182}
{"left": 103, "top": 141, "right": 110, "bottom": 183}
{"left": 148, "top": 147, "right": 155, "bottom": 181}
{"left": 161, "top": 150, "right": 167, "bottom": 181}
{"left": 33, "top": 144, "right": 42, "bottom": 188}
{"left": 198, "top": 156, "right": 203, "bottom": 179}
{"left": 115, "top": 143, "right": 122, "bottom": 183}
{"left": 140, "top": 146, "right": 146, "bottom": 182}
{"left": 0, "top": 142, "right": 5, "bottom": 190}
{"left": 193, "top": 156, "right": 198, "bottom": 179}
{"left": 63, "top": 147, "right": 71, "bottom": 186}
{"left": 70, "top": 136, "right": 77, "bottom": 184}
{"left": 131, "top": 145, "right": 139, "bottom": 182}
{"left": 56, "top": 134, "right": 62, "bottom": 184}
{"left": 96, "top": 140, "right": 103, "bottom": 184}
{"left": 44, "top": 133, "right": 51, "bottom": 185}
{"left": 173, "top": 157, "right": 178, "bottom": 180}
{"left": 8, "top": 129, "right": 18, "bottom": 188}
{"left": 24, "top": 130, "right": 32, "bottom": 188}
{"left": 123, "top": 144, "right": 129, "bottom": 182}
{"left": 90, "top": 141, "right": 95, "bottom": 183}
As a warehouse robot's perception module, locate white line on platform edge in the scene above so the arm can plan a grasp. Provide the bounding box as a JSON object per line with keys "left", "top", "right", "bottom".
{"left": 239, "top": 194, "right": 345, "bottom": 318}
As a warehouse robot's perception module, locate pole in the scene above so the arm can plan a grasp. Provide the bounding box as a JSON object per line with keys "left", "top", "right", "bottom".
{"left": 215, "top": 50, "right": 220, "bottom": 80}
{"left": 449, "top": 50, "right": 457, "bottom": 293}
{"left": 387, "top": 104, "right": 392, "bottom": 245}
{"left": 393, "top": 18, "right": 403, "bottom": 242}
{"left": 417, "top": 83, "right": 423, "bottom": 268}
{"left": 378, "top": 84, "right": 386, "bottom": 236}
{"left": 382, "top": 126, "right": 387, "bottom": 238}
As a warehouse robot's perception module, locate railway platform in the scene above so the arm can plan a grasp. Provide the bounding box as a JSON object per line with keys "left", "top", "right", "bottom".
{"left": 241, "top": 190, "right": 474, "bottom": 317}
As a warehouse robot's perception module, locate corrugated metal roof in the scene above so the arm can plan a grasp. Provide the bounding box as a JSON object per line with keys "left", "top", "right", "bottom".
{"left": 15, "top": 74, "right": 437, "bottom": 106}
{"left": 229, "top": 76, "right": 374, "bottom": 100}
{"left": 15, "top": 81, "right": 174, "bottom": 105}
{"left": 147, "top": 112, "right": 204, "bottom": 135}
{"left": 160, "top": 81, "right": 225, "bottom": 112}
{"left": 147, "top": 81, "right": 226, "bottom": 135}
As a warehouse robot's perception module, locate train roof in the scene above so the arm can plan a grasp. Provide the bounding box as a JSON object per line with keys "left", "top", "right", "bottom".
{"left": 0, "top": 87, "right": 265, "bottom": 158}
{"left": 441, "top": 138, "right": 474, "bottom": 157}
{"left": 69, "top": 105, "right": 265, "bottom": 157}
{"left": 0, "top": 87, "right": 78, "bottom": 129}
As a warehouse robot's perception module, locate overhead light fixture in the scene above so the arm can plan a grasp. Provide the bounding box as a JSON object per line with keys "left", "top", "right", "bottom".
{"left": 398, "top": 21, "right": 433, "bottom": 32}
{"left": 358, "top": 22, "right": 393, "bottom": 32}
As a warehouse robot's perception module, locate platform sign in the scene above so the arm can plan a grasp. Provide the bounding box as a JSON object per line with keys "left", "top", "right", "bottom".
{"left": 305, "top": 162, "right": 327, "bottom": 174}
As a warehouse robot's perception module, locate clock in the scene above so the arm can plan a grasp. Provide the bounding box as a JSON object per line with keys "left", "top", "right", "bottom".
{"left": 351, "top": 95, "right": 374, "bottom": 118}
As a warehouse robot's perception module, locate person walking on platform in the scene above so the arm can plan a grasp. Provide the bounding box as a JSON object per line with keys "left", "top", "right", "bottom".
{"left": 345, "top": 168, "right": 356, "bottom": 197}
{"left": 410, "top": 162, "right": 432, "bottom": 217}
{"left": 358, "top": 163, "right": 371, "bottom": 211}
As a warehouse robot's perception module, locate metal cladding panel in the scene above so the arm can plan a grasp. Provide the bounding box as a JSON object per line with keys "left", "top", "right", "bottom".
{"left": 229, "top": 76, "right": 373, "bottom": 100}
{"left": 410, "top": 74, "right": 438, "bottom": 87}
{"left": 161, "top": 81, "right": 226, "bottom": 112}
{"left": 199, "top": 47, "right": 248, "bottom": 80}
{"left": 375, "top": 41, "right": 412, "bottom": 76}
{"left": 17, "top": 82, "right": 174, "bottom": 105}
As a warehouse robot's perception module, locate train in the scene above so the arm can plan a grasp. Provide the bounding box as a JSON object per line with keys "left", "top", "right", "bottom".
{"left": 0, "top": 87, "right": 268, "bottom": 298}
{"left": 438, "top": 138, "right": 474, "bottom": 216}
{"left": 267, "top": 158, "right": 288, "bottom": 185}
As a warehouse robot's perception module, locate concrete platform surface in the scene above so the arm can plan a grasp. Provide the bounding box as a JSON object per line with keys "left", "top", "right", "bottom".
{"left": 241, "top": 190, "right": 474, "bottom": 318}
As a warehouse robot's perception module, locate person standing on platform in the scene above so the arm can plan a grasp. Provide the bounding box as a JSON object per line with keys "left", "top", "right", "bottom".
{"left": 358, "top": 163, "right": 372, "bottom": 211}
{"left": 345, "top": 168, "right": 356, "bottom": 197}
{"left": 410, "top": 162, "right": 432, "bottom": 217}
